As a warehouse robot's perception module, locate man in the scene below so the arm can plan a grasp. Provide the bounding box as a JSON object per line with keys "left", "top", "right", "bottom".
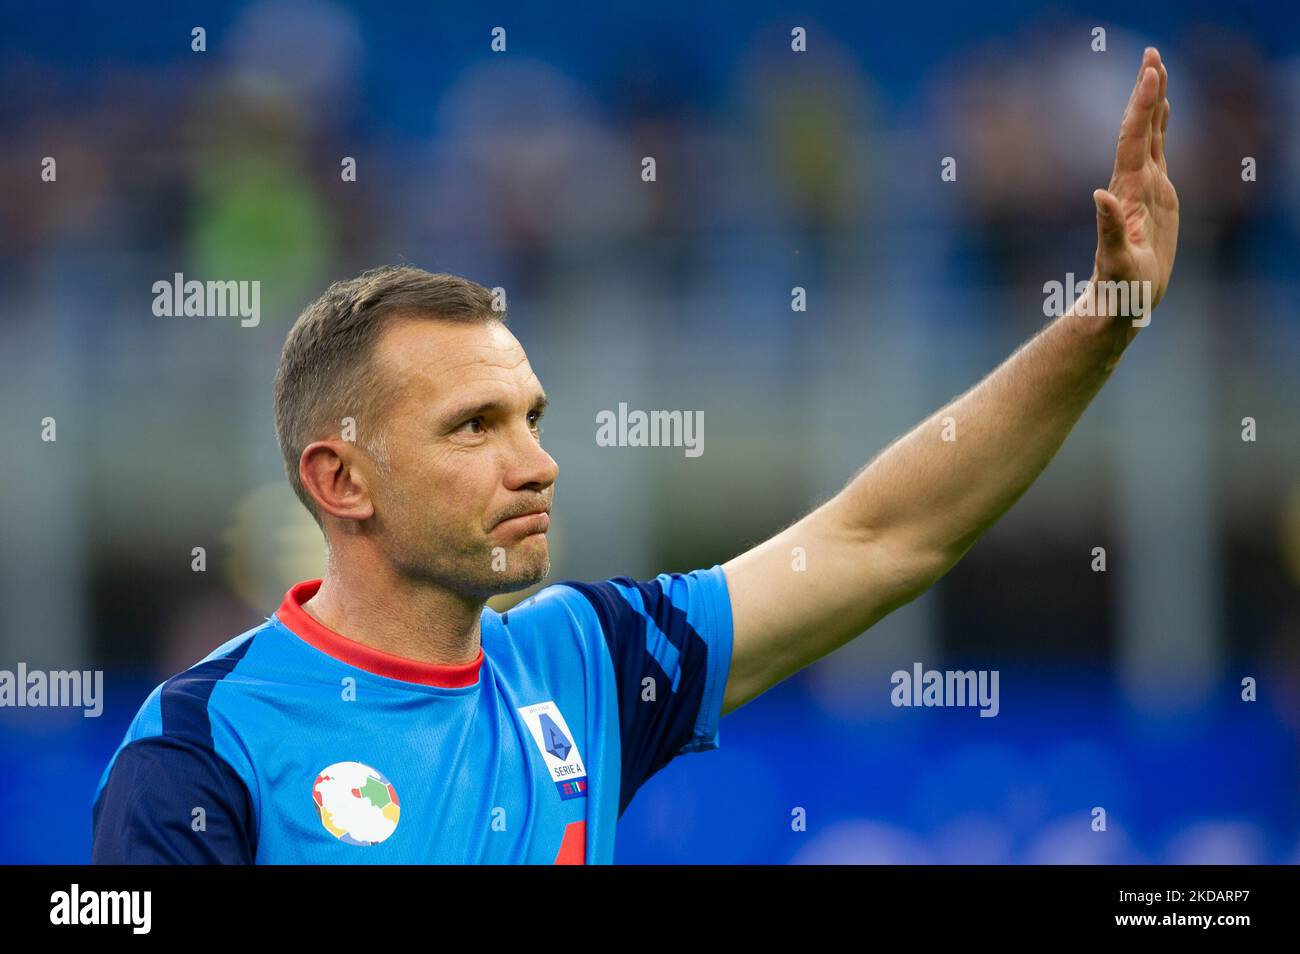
{"left": 92, "top": 49, "right": 1177, "bottom": 863}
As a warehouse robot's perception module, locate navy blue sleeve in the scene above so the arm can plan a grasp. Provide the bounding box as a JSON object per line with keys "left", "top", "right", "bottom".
{"left": 561, "top": 564, "right": 733, "bottom": 816}
{"left": 92, "top": 735, "right": 257, "bottom": 864}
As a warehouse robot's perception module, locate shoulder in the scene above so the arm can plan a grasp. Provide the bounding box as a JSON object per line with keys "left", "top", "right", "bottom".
{"left": 516, "top": 566, "right": 732, "bottom": 644}
{"left": 484, "top": 565, "right": 732, "bottom": 664}
{"left": 96, "top": 620, "right": 272, "bottom": 808}
{"left": 150, "top": 625, "right": 264, "bottom": 742}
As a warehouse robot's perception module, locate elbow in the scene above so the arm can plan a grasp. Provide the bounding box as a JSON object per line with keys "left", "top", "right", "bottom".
{"left": 860, "top": 529, "right": 961, "bottom": 611}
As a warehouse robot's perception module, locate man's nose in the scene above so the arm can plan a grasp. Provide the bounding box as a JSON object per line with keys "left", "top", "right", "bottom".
{"left": 504, "top": 429, "right": 559, "bottom": 492}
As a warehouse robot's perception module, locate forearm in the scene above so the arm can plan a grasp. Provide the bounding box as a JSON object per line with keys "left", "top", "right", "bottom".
{"left": 831, "top": 277, "right": 1136, "bottom": 577}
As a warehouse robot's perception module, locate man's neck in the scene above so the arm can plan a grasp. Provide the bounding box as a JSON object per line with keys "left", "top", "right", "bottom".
{"left": 302, "top": 563, "right": 485, "bottom": 667}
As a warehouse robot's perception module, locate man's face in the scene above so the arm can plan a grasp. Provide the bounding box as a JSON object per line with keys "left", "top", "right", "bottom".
{"left": 362, "top": 317, "right": 558, "bottom": 599}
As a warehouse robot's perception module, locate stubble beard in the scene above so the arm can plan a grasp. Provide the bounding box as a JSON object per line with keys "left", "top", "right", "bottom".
{"left": 387, "top": 519, "right": 551, "bottom": 601}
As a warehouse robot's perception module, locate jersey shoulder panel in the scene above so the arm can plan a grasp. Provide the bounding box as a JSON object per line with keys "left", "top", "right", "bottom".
{"left": 91, "top": 621, "right": 266, "bottom": 864}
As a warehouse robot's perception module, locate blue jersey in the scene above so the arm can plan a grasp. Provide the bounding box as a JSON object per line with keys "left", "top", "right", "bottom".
{"left": 91, "top": 566, "right": 733, "bottom": 864}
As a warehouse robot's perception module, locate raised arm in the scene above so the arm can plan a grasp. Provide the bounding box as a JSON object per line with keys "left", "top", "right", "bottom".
{"left": 720, "top": 47, "right": 1178, "bottom": 715}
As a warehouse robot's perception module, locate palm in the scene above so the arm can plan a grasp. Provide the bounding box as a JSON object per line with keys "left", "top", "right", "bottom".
{"left": 1095, "top": 48, "right": 1179, "bottom": 311}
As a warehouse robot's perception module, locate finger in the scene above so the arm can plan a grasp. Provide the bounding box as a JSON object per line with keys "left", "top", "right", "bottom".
{"left": 1130, "top": 47, "right": 1159, "bottom": 104}
{"left": 1151, "top": 99, "right": 1168, "bottom": 171}
{"left": 1116, "top": 65, "right": 1160, "bottom": 171}
{"left": 1150, "top": 52, "right": 1168, "bottom": 140}
{"left": 1094, "top": 188, "right": 1128, "bottom": 255}
{"left": 1148, "top": 50, "right": 1168, "bottom": 166}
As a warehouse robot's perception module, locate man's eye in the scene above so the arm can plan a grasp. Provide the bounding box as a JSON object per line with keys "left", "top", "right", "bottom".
{"left": 460, "top": 417, "right": 485, "bottom": 434}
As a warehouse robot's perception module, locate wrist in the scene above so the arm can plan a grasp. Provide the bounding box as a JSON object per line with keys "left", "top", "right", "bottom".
{"left": 1066, "top": 271, "right": 1142, "bottom": 367}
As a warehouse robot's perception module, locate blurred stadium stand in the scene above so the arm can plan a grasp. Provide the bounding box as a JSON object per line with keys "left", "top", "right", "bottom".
{"left": 1, "top": 0, "right": 1297, "bottom": 862}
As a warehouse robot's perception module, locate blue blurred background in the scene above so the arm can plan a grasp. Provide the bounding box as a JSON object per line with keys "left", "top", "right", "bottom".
{"left": 1, "top": 0, "right": 1298, "bottom": 863}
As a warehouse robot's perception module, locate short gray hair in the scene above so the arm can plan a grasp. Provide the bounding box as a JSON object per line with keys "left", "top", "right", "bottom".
{"left": 273, "top": 265, "right": 505, "bottom": 524}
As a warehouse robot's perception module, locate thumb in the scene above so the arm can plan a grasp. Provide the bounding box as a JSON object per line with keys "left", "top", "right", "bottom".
{"left": 1093, "top": 189, "right": 1127, "bottom": 256}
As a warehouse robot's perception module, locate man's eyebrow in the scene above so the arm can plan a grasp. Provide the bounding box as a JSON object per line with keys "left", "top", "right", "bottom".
{"left": 442, "top": 393, "right": 549, "bottom": 422}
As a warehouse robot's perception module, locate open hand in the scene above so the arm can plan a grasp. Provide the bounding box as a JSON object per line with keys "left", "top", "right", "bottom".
{"left": 1092, "top": 47, "right": 1179, "bottom": 317}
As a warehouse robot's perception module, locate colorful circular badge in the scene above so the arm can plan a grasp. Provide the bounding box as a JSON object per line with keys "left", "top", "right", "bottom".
{"left": 312, "top": 761, "right": 401, "bottom": 846}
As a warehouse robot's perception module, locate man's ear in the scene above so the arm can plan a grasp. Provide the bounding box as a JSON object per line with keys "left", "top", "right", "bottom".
{"left": 299, "top": 439, "right": 376, "bottom": 522}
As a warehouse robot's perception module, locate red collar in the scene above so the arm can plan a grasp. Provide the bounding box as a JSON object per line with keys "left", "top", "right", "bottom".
{"left": 275, "top": 580, "right": 483, "bottom": 688}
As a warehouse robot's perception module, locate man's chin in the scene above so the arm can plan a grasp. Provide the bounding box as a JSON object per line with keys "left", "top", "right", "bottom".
{"left": 482, "top": 548, "right": 550, "bottom": 596}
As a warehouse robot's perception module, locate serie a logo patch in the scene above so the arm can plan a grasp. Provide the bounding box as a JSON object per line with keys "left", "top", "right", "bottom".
{"left": 517, "top": 700, "right": 588, "bottom": 800}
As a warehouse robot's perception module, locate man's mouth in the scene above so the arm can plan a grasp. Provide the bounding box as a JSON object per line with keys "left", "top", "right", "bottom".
{"left": 492, "top": 510, "right": 550, "bottom": 538}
